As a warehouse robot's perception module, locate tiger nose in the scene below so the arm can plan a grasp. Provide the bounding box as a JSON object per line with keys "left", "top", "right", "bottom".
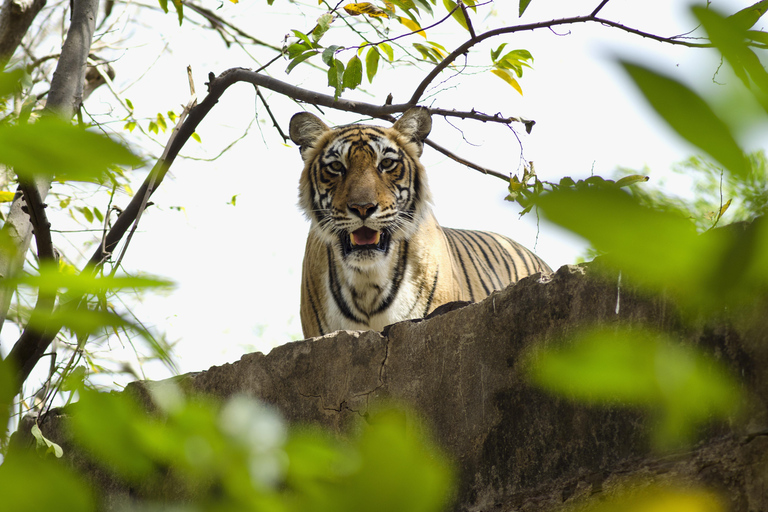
{"left": 349, "top": 202, "right": 378, "bottom": 219}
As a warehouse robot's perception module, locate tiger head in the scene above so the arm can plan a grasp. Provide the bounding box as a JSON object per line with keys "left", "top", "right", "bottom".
{"left": 289, "top": 108, "right": 433, "bottom": 268}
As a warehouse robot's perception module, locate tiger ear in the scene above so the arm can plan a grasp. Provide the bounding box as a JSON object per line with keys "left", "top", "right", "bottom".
{"left": 289, "top": 112, "right": 330, "bottom": 159}
{"left": 393, "top": 107, "right": 432, "bottom": 148}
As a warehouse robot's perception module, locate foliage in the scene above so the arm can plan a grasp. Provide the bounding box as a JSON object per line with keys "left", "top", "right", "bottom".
{"left": 517, "top": 4, "right": 768, "bottom": 500}
{"left": 0, "top": 386, "right": 453, "bottom": 512}
{"left": 525, "top": 327, "right": 740, "bottom": 449}
{"left": 622, "top": 151, "right": 768, "bottom": 232}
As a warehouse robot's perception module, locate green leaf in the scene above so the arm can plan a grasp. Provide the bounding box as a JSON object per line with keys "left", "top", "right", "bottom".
{"left": 156, "top": 113, "right": 167, "bottom": 132}
{"left": 4, "top": 264, "right": 174, "bottom": 295}
{"left": 525, "top": 327, "right": 740, "bottom": 448}
{"left": 328, "top": 59, "right": 345, "bottom": 99}
{"left": 62, "top": 365, "right": 87, "bottom": 392}
{"left": 614, "top": 174, "right": 650, "bottom": 188}
{"left": 378, "top": 42, "right": 394, "bottom": 62}
{"left": 727, "top": 0, "right": 768, "bottom": 30}
{"left": 694, "top": 6, "right": 768, "bottom": 106}
{"left": 157, "top": 0, "right": 168, "bottom": 13}
{"left": 343, "top": 55, "right": 363, "bottom": 90}
{"left": 292, "top": 29, "right": 315, "bottom": 48}
{"left": 287, "top": 50, "right": 318, "bottom": 74}
{"left": 443, "top": 0, "right": 469, "bottom": 31}
{"left": 125, "top": 98, "right": 134, "bottom": 110}
{"left": 366, "top": 46, "right": 380, "bottom": 83}
{"left": 312, "top": 13, "right": 334, "bottom": 42}
{"left": 620, "top": 60, "right": 748, "bottom": 178}
{"left": 519, "top": 0, "right": 532, "bottom": 17}
{"left": 78, "top": 206, "right": 94, "bottom": 223}
{"left": 322, "top": 45, "right": 342, "bottom": 67}
{"left": 0, "top": 117, "right": 142, "bottom": 183}
{"left": 490, "top": 43, "right": 507, "bottom": 62}
{"left": 491, "top": 68, "right": 523, "bottom": 95}
{"left": 0, "top": 69, "right": 25, "bottom": 98}
{"left": 172, "top": 0, "right": 183, "bottom": 25}
{"left": 0, "top": 446, "right": 94, "bottom": 510}
{"left": 31, "top": 423, "right": 64, "bottom": 458}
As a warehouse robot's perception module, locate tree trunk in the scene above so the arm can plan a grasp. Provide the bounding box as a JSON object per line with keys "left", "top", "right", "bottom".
{"left": 0, "top": 0, "right": 47, "bottom": 69}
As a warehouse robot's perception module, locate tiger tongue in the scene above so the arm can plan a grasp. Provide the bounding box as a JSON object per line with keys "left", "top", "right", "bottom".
{"left": 351, "top": 227, "right": 380, "bottom": 246}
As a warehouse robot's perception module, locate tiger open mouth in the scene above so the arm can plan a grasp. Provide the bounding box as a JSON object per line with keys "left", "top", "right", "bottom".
{"left": 341, "top": 227, "right": 391, "bottom": 256}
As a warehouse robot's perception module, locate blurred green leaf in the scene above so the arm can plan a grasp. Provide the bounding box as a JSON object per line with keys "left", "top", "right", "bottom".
{"left": 286, "top": 408, "right": 453, "bottom": 512}
{"left": 536, "top": 186, "right": 768, "bottom": 310}
{"left": 61, "top": 365, "right": 87, "bottom": 392}
{"left": 0, "top": 68, "right": 25, "bottom": 98}
{"left": 694, "top": 6, "right": 768, "bottom": 109}
{"left": 536, "top": 186, "right": 705, "bottom": 289}
{"left": 727, "top": 0, "right": 768, "bottom": 30}
{"left": 0, "top": 446, "right": 94, "bottom": 511}
{"left": 0, "top": 117, "right": 142, "bottom": 183}
{"left": 526, "top": 327, "right": 741, "bottom": 448}
{"left": 5, "top": 264, "right": 174, "bottom": 295}
{"left": 70, "top": 389, "right": 159, "bottom": 481}
{"left": 620, "top": 60, "right": 748, "bottom": 178}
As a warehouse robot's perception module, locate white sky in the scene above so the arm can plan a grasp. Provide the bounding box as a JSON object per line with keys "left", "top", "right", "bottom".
{"left": 5, "top": 0, "right": 766, "bottom": 386}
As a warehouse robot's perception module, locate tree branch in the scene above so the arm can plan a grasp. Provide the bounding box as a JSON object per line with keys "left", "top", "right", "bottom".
{"left": 408, "top": 14, "right": 711, "bottom": 105}
{"left": 45, "top": 0, "right": 99, "bottom": 118}
{"left": 0, "top": 0, "right": 47, "bottom": 69}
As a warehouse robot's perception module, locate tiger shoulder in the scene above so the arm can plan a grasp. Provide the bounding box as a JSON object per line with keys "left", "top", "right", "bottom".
{"left": 289, "top": 107, "right": 551, "bottom": 338}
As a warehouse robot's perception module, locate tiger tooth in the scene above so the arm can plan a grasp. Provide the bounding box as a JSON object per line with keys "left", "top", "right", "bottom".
{"left": 350, "top": 233, "right": 356, "bottom": 246}
{"left": 374, "top": 231, "right": 380, "bottom": 245}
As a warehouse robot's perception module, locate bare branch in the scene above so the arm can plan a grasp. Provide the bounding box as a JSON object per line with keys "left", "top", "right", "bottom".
{"left": 424, "top": 138, "right": 509, "bottom": 181}
{"left": 590, "top": 0, "right": 611, "bottom": 17}
{"left": 408, "top": 14, "right": 711, "bottom": 105}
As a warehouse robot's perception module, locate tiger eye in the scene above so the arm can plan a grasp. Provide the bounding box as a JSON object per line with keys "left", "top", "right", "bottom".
{"left": 329, "top": 161, "right": 344, "bottom": 173}
{"left": 380, "top": 158, "right": 395, "bottom": 170}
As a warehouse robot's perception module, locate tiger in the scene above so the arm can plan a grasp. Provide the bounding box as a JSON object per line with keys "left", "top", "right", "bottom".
{"left": 289, "top": 107, "right": 551, "bottom": 338}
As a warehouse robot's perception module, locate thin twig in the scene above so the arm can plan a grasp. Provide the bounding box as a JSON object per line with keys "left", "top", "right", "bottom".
{"left": 408, "top": 14, "right": 711, "bottom": 105}
{"left": 424, "top": 138, "right": 509, "bottom": 182}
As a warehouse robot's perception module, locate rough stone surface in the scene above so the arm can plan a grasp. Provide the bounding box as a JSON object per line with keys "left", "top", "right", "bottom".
{"left": 35, "top": 263, "right": 768, "bottom": 511}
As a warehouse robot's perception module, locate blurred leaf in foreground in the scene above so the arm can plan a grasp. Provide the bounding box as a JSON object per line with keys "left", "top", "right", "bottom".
{"left": 620, "top": 60, "right": 749, "bottom": 179}
{"left": 0, "top": 117, "right": 142, "bottom": 183}
{"left": 0, "top": 443, "right": 94, "bottom": 511}
{"left": 535, "top": 186, "right": 768, "bottom": 312}
{"left": 525, "top": 327, "right": 741, "bottom": 449}
{"left": 69, "top": 387, "right": 452, "bottom": 511}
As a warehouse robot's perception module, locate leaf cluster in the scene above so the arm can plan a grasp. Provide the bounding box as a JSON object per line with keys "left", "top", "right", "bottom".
{"left": 0, "top": 388, "right": 453, "bottom": 512}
